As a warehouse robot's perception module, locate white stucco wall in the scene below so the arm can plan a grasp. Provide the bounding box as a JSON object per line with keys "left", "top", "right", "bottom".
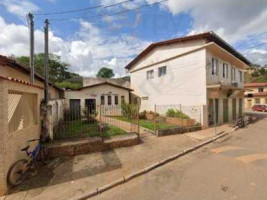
{"left": 130, "top": 48, "right": 207, "bottom": 112}
{"left": 206, "top": 50, "right": 245, "bottom": 88}
{"left": 131, "top": 39, "right": 207, "bottom": 72}
{"left": 64, "top": 84, "right": 130, "bottom": 110}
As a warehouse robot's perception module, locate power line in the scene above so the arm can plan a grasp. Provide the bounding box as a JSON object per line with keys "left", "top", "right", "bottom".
{"left": 50, "top": 0, "right": 168, "bottom": 22}
{"left": 34, "top": 0, "right": 135, "bottom": 16}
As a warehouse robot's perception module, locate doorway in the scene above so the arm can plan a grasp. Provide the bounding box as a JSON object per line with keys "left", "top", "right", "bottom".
{"left": 223, "top": 99, "right": 229, "bottom": 123}
{"left": 232, "top": 99, "right": 237, "bottom": 120}
{"left": 209, "top": 99, "right": 219, "bottom": 126}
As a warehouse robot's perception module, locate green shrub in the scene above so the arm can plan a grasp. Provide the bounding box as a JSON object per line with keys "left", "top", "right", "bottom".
{"left": 139, "top": 110, "right": 147, "bottom": 119}
{"left": 166, "top": 109, "right": 190, "bottom": 120}
{"left": 121, "top": 102, "right": 138, "bottom": 119}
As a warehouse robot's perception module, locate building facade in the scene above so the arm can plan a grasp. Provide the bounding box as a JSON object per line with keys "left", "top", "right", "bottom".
{"left": 0, "top": 55, "right": 65, "bottom": 195}
{"left": 125, "top": 32, "right": 250, "bottom": 128}
{"left": 244, "top": 83, "right": 267, "bottom": 109}
{"left": 65, "top": 82, "right": 132, "bottom": 115}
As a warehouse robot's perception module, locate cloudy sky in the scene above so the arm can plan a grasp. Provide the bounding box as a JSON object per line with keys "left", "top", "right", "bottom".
{"left": 0, "top": 0, "right": 267, "bottom": 77}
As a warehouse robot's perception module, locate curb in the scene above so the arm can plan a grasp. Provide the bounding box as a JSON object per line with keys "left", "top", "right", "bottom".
{"left": 72, "top": 129, "right": 233, "bottom": 200}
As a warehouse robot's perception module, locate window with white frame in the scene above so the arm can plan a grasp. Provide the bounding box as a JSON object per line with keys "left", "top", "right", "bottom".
{"left": 239, "top": 70, "right": 243, "bottom": 82}
{"left": 158, "top": 66, "right": 167, "bottom": 77}
{"left": 146, "top": 70, "right": 154, "bottom": 79}
{"left": 212, "top": 58, "right": 218, "bottom": 75}
{"left": 223, "top": 63, "right": 228, "bottom": 78}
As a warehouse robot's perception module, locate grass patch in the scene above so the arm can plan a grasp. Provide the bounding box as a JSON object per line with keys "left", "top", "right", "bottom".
{"left": 55, "top": 120, "right": 127, "bottom": 139}
{"left": 112, "top": 116, "right": 175, "bottom": 131}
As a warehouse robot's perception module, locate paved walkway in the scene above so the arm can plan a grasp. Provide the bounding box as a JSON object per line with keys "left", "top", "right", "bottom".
{"left": 3, "top": 123, "right": 233, "bottom": 200}
{"left": 90, "top": 118, "right": 267, "bottom": 200}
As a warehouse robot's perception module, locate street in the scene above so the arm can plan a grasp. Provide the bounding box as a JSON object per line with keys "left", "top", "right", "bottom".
{"left": 91, "top": 117, "right": 267, "bottom": 200}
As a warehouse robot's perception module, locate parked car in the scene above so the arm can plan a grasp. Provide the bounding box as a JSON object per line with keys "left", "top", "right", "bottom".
{"left": 252, "top": 105, "right": 267, "bottom": 112}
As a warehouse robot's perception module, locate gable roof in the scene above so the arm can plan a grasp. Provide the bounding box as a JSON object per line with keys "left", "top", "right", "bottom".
{"left": 0, "top": 55, "right": 63, "bottom": 91}
{"left": 125, "top": 31, "right": 251, "bottom": 70}
{"left": 74, "top": 81, "right": 133, "bottom": 91}
{"left": 244, "top": 83, "right": 267, "bottom": 87}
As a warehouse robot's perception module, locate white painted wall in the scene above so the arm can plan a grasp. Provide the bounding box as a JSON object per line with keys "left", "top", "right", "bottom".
{"left": 130, "top": 48, "right": 207, "bottom": 112}
{"left": 131, "top": 39, "right": 207, "bottom": 71}
{"left": 65, "top": 84, "right": 130, "bottom": 110}
{"left": 206, "top": 50, "right": 245, "bottom": 88}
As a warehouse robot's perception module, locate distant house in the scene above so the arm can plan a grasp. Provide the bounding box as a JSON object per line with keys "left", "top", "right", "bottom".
{"left": 65, "top": 81, "right": 133, "bottom": 115}
{"left": 244, "top": 83, "right": 267, "bottom": 109}
{"left": 125, "top": 32, "right": 251, "bottom": 127}
{"left": 0, "top": 55, "right": 64, "bottom": 195}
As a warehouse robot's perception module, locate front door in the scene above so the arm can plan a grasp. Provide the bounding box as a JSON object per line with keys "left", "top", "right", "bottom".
{"left": 85, "top": 99, "right": 96, "bottom": 114}
{"left": 223, "top": 99, "right": 229, "bottom": 123}
{"left": 208, "top": 99, "right": 219, "bottom": 125}
{"left": 247, "top": 99, "right": 252, "bottom": 109}
{"left": 232, "top": 98, "right": 237, "bottom": 120}
{"left": 239, "top": 98, "right": 243, "bottom": 118}
{"left": 69, "top": 99, "right": 81, "bottom": 120}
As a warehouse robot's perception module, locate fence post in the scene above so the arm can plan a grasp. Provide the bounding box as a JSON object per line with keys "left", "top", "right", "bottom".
{"left": 137, "top": 102, "right": 140, "bottom": 140}
{"left": 99, "top": 105, "right": 103, "bottom": 142}
{"left": 154, "top": 104, "right": 157, "bottom": 135}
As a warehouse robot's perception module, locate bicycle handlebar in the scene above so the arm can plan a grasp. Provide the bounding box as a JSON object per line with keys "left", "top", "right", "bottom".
{"left": 28, "top": 139, "right": 40, "bottom": 142}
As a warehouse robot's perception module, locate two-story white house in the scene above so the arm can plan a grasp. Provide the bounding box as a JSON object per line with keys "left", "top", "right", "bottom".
{"left": 125, "top": 32, "right": 251, "bottom": 128}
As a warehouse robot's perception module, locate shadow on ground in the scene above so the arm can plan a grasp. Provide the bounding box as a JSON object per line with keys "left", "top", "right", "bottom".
{"left": 9, "top": 149, "right": 122, "bottom": 194}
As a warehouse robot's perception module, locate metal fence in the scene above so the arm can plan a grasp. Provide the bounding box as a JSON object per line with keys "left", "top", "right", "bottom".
{"left": 53, "top": 103, "right": 140, "bottom": 140}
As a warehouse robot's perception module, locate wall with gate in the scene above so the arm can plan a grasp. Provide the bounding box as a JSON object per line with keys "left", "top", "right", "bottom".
{"left": 0, "top": 79, "right": 43, "bottom": 196}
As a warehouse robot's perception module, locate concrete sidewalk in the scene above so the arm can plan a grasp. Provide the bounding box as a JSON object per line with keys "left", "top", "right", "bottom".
{"left": 185, "top": 124, "right": 234, "bottom": 141}
{"left": 3, "top": 125, "right": 232, "bottom": 200}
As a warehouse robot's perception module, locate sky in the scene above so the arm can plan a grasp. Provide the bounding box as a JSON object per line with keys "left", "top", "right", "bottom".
{"left": 0, "top": 0, "right": 267, "bottom": 77}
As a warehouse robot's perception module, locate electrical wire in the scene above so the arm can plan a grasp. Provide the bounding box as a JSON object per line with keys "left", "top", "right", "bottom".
{"left": 34, "top": 0, "right": 135, "bottom": 16}
{"left": 49, "top": 0, "right": 168, "bottom": 22}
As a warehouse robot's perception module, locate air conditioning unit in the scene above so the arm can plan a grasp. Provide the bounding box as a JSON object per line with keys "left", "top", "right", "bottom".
{"left": 231, "top": 82, "right": 238, "bottom": 87}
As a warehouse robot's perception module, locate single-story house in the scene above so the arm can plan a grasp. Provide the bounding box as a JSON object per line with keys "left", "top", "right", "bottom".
{"left": 244, "top": 82, "right": 267, "bottom": 109}
{"left": 64, "top": 81, "right": 133, "bottom": 116}
{"left": 125, "top": 31, "right": 251, "bottom": 127}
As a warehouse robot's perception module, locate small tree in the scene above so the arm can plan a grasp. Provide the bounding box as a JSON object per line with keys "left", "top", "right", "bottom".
{"left": 96, "top": 67, "right": 115, "bottom": 78}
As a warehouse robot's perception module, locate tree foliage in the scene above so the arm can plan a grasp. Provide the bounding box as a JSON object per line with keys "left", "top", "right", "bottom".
{"left": 16, "top": 53, "right": 82, "bottom": 89}
{"left": 96, "top": 67, "right": 114, "bottom": 78}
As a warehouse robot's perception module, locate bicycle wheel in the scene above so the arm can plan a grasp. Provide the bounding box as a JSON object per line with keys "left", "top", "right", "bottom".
{"left": 40, "top": 146, "right": 49, "bottom": 164}
{"left": 7, "top": 159, "right": 28, "bottom": 186}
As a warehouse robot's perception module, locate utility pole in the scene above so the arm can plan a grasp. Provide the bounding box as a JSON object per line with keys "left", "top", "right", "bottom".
{"left": 28, "top": 13, "right": 35, "bottom": 84}
{"left": 44, "top": 19, "right": 49, "bottom": 104}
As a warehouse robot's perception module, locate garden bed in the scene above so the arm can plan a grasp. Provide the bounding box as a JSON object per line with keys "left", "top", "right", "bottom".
{"left": 112, "top": 116, "right": 176, "bottom": 131}
{"left": 54, "top": 120, "right": 127, "bottom": 139}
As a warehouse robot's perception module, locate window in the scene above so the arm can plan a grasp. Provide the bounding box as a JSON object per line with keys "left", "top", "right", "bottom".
{"left": 108, "top": 95, "right": 112, "bottom": 105}
{"left": 158, "top": 66, "right": 167, "bottom": 77}
{"left": 255, "top": 98, "right": 260, "bottom": 104}
{"left": 223, "top": 63, "right": 228, "bottom": 78}
{"left": 258, "top": 87, "right": 264, "bottom": 93}
{"left": 265, "top": 98, "right": 267, "bottom": 104}
{"left": 231, "top": 67, "right": 236, "bottom": 81}
{"left": 101, "top": 95, "right": 105, "bottom": 105}
{"left": 239, "top": 70, "right": 243, "bottom": 82}
{"left": 212, "top": 58, "right": 218, "bottom": 75}
{"left": 121, "top": 95, "right": 125, "bottom": 103}
{"left": 146, "top": 70, "right": 154, "bottom": 79}
{"left": 115, "top": 95, "right": 118, "bottom": 105}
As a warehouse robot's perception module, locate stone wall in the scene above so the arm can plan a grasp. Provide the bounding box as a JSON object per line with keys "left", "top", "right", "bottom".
{"left": 157, "top": 125, "right": 202, "bottom": 137}
{"left": 48, "top": 133, "right": 140, "bottom": 158}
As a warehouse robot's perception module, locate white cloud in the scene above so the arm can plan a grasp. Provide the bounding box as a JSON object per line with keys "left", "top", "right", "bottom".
{"left": 0, "top": 0, "right": 39, "bottom": 19}
{"left": 0, "top": 16, "right": 149, "bottom": 77}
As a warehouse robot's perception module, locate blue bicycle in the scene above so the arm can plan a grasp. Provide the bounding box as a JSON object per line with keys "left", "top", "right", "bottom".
{"left": 7, "top": 139, "right": 49, "bottom": 186}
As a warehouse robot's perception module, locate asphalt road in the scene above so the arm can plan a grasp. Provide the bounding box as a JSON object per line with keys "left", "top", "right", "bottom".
{"left": 91, "top": 117, "right": 267, "bottom": 200}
